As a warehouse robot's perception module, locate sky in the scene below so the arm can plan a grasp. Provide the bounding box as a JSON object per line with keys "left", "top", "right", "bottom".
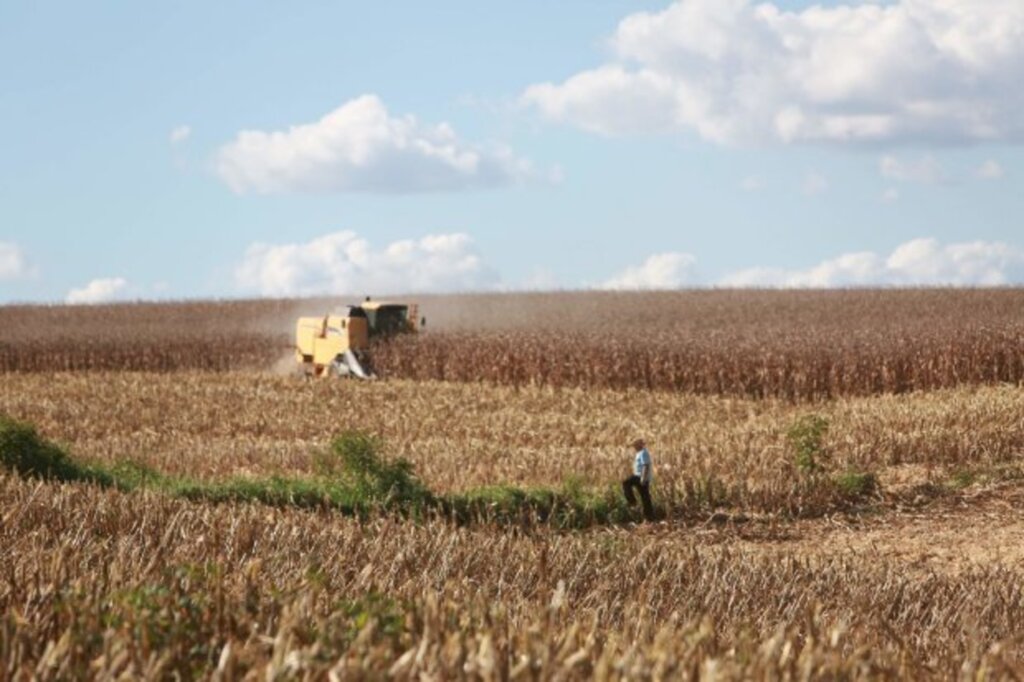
{"left": 2, "top": 0, "right": 1023, "bottom": 303}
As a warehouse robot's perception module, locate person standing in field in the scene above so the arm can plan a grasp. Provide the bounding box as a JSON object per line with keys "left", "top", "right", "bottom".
{"left": 622, "top": 438, "right": 654, "bottom": 521}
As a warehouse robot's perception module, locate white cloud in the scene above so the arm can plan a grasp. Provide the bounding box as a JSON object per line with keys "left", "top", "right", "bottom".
{"left": 169, "top": 125, "right": 191, "bottom": 144}
{"left": 880, "top": 155, "right": 946, "bottom": 184}
{"left": 217, "top": 95, "right": 536, "bottom": 194}
{"left": 235, "top": 231, "right": 499, "bottom": 297}
{"left": 523, "top": 0, "right": 1024, "bottom": 146}
{"left": 976, "top": 159, "right": 1005, "bottom": 179}
{"left": 602, "top": 252, "right": 696, "bottom": 290}
{"left": 882, "top": 187, "right": 900, "bottom": 203}
{"left": 0, "top": 242, "right": 31, "bottom": 280}
{"left": 802, "top": 171, "right": 828, "bottom": 195}
{"left": 522, "top": 65, "right": 681, "bottom": 136}
{"left": 66, "top": 277, "right": 129, "bottom": 304}
{"left": 720, "top": 238, "right": 1024, "bottom": 287}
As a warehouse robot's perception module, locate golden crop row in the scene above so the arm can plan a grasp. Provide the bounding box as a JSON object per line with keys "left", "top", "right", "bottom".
{"left": 2, "top": 473, "right": 1021, "bottom": 679}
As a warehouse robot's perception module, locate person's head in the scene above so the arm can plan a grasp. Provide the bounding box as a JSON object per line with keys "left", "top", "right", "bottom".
{"left": 632, "top": 438, "right": 645, "bottom": 452}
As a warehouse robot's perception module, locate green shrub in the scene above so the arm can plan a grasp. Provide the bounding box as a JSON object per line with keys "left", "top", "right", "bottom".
{"left": 787, "top": 414, "right": 830, "bottom": 474}
{"left": 108, "top": 460, "right": 165, "bottom": 490}
{"left": 560, "top": 474, "right": 587, "bottom": 503}
{"left": 0, "top": 414, "right": 108, "bottom": 484}
{"left": 323, "top": 431, "right": 432, "bottom": 507}
{"left": 834, "top": 471, "right": 878, "bottom": 499}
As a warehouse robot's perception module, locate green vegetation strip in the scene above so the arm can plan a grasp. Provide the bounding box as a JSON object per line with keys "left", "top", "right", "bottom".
{"left": 0, "top": 415, "right": 638, "bottom": 528}
{"left": 1, "top": 414, "right": 890, "bottom": 527}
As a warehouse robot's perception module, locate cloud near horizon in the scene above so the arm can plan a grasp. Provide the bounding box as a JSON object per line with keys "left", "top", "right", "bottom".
{"left": 235, "top": 231, "right": 499, "bottom": 297}
{"left": 523, "top": 0, "right": 1024, "bottom": 146}
{"left": 720, "top": 238, "right": 1024, "bottom": 287}
{"left": 66, "top": 277, "right": 129, "bottom": 304}
{"left": 217, "top": 95, "right": 537, "bottom": 194}
{"left": 0, "top": 242, "right": 32, "bottom": 281}
{"left": 238, "top": 234, "right": 1024, "bottom": 296}
{"left": 602, "top": 252, "right": 697, "bottom": 290}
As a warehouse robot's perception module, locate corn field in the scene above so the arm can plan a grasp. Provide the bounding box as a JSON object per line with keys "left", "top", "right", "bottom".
{"left": 3, "top": 290, "right": 1024, "bottom": 399}
{"left": 4, "top": 291, "right": 1024, "bottom": 678}
{"left": 371, "top": 326, "right": 1024, "bottom": 399}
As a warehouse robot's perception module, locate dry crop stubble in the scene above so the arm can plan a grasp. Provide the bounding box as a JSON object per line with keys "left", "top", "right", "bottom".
{"left": 3, "top": 473, "right": 1024, "bottom": 678}
{"left": 3, "top": 372, "right": 1024, "bottom": 515}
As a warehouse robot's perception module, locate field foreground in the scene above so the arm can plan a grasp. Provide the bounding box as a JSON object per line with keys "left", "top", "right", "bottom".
{"left": 3, "top": 368, "right": 1024, "bottom": 678}
{"left": 3, "top": 292, "right": 1024, "bottom": 678}
{"left": 3, "top": 471, "right": 1024, "bottom": 679}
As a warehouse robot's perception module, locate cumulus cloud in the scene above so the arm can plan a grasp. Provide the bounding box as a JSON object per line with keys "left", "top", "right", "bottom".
{"left": 66, "top": 277, "right": 129, "bottom": 304}
{"left": 0, "top": 242, "right": 31, "bottom": 280}
{"left": 976, "top": 159, "right": 1005, "bottom": 179}
{"left": 522, "top": 65, "right": 681, "bottom": 136}
{"left": 217, "top": 95, "right": 536, "bottom": 194}
{"left": 235, "top": 231, "right": 499, "bottom": 297}
{"left": 523, "top": 0, "right": 1024, "bottom": 146}
{"left": 720, "top": 238, "right": 1024, "bottom": 287}
{"left": 602, "top": 252, "right": 697, "bottom": 290}
{"left": 169, "top": 125, "right": 191, "bottom": 144}
{"left": 880, "top": 155, "right": 946, "bottom": 184}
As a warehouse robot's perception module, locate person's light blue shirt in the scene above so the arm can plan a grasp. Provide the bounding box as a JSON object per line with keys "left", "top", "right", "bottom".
{"left": 634, "top": 448, "right": 652, "bottom": 482}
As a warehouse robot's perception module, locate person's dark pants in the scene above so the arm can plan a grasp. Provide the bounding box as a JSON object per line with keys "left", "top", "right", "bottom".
{"left": 622, "top": 475, "right": 654, "bottom": 521}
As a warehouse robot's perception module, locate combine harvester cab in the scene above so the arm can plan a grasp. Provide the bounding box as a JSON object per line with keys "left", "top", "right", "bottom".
{"left": 295, "top": 300, "right": 420, "bottom": 379}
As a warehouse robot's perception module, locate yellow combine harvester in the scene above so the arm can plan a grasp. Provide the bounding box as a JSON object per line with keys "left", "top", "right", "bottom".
{"left": 295, "top": 300, "right": 421, "bottom": 378}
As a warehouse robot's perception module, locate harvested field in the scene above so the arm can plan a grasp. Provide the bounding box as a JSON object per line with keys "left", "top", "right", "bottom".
{"left": 4, "top": 474, "right": 1024, "bottom": 679}
{"left": 3, "top": 373, "right": 1024, "bottom": 515}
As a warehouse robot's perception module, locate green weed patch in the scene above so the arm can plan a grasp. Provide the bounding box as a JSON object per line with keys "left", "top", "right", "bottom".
{"left": 0, "top": 417, "right": 635, "bottom": 528}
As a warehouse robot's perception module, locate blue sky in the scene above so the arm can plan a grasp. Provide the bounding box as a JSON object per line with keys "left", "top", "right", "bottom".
{"left": 2, "top": 0, "right": 1022, "bottom": 303}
